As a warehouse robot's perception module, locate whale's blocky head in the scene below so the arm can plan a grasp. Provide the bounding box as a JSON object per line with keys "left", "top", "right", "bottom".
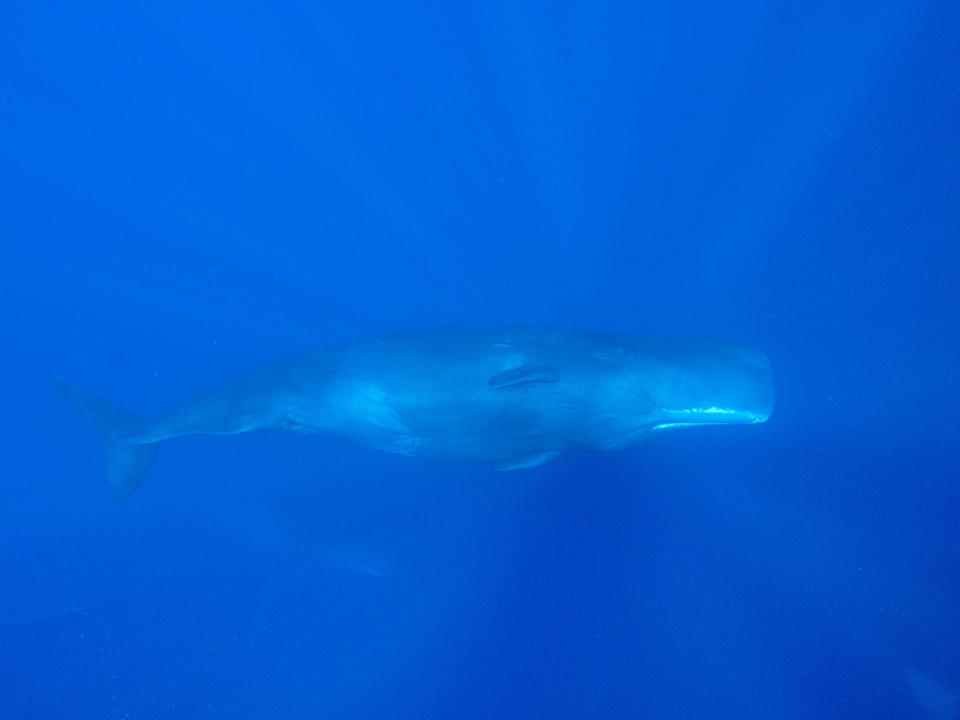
{"left": 622, "top": 336, "right": 775, "bottom": 431}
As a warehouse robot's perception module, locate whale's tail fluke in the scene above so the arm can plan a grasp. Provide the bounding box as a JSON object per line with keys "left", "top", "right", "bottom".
{"left": 56, "top": 377, "right": 159, "bottom": 500}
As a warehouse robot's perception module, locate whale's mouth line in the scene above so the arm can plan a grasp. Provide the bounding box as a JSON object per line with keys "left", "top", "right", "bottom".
{"left": 651, "top": 406, "right": 767, "bottom": 431}
{"left": 669, "top": 406, "right": 742, "bottom": 417}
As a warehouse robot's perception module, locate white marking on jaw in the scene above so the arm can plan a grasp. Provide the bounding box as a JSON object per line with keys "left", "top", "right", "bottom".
{"left": 652, "top": 422, "right": 713, "bottom": 431}
{"left": 672, "top": 406, "right": 740, "bottom": 416}
{"left": 652, "top": 407, "right": 763, "bottom": 431}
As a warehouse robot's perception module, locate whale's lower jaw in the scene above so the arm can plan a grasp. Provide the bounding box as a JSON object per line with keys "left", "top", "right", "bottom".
{"left": 651, "top": 422, "right": 714, "bottom": 431}
{"left": 651, "top": 406, "right": 771, "bottom": 432}
{"left": 651, "top": 420, "right": 761, "bottom": 432}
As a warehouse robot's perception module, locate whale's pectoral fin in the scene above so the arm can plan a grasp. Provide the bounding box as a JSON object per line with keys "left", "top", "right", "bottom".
{"left": 489, "top": 365, "right": 561, "bottom": 389}
{"left": 496, "top": 451, "right": 560, "bottom": 471}
{"left": 364, "top": 433, "right": 420, "bottom": 456}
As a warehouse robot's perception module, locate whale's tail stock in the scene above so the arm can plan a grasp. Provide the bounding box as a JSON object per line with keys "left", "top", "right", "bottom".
{"left": 55, "top": 377, "right": 160, "bottom": 500}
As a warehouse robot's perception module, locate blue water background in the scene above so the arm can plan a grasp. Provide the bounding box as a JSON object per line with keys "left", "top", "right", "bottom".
{"left": 2, "top": 1, "right": 959, "bottom": 717}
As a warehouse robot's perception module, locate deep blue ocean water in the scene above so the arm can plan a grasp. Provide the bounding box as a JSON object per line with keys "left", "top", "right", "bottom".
{"left": 2, "top": 1, "right": 959, "bottom": 718}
